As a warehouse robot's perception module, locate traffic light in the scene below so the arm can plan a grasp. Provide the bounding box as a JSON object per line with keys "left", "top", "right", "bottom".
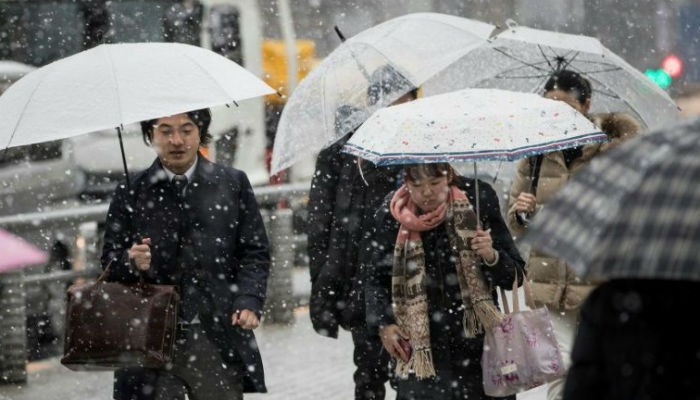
{"left": 645, "top": 54, "right": 683, "bottom": 89}
{"left": 661, "top": 54, "right": 683, "bottom": 79}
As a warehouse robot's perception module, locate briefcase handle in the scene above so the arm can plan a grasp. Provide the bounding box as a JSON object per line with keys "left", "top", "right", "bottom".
{"left": 97, "top": 261, "right": 147, "bottom": 287}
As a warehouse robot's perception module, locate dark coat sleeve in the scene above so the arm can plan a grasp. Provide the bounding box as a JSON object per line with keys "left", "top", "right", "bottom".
{"left": 365, "top": 192, "right": 398, "bottom": 335}
{"left": 476, "top": 181, "right": 526, "bottom": 290}
{"left": 307, "top": 143, "right": 342, "bottom": 281}
{"left": 230, "top": 171, "right": 271, "bottom": 316}
{"left": 101, "top": 182, "right": 140, "bottom": 283}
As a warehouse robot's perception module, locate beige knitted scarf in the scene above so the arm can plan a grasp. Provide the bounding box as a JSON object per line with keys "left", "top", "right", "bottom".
{"left": 390, "top": 184, "right": 503, "bottom": 379}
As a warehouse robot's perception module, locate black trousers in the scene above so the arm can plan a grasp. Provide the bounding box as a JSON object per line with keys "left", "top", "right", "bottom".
{"left": 351, "top": 325, "right": 391, "bottom": 400}
{"left": 114, "top": 324, "right": 244, "bottom": 400}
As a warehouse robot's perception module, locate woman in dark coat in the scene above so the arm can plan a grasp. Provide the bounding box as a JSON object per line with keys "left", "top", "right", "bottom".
{"left": 365, "top": 163, "right": 525, "bottom": 400}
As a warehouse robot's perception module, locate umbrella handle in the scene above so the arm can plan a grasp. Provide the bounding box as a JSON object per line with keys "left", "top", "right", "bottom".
{"left": 474, "top": 162, "right": 480, "bottom": 228}
{"left": 117, "top": 126, "right": 131, "bottom": 189}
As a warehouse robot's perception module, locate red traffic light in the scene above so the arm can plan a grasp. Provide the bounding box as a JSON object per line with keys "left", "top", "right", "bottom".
{"left": 661, "top": 54, "right": 683, "bottom": 79}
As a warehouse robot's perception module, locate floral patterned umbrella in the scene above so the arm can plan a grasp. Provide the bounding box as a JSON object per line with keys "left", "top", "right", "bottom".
{"left": 342, "top": 88, "right": 605, "bottom": 221}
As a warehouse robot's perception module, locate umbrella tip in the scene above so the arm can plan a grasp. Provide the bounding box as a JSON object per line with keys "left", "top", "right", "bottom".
{"left": 334, "top": 25, "right": 346, "bottom": 42}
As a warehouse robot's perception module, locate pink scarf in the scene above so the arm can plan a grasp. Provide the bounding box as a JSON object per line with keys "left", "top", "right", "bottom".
{"left": 388, "top": 184, "right": 503, "bottom": 379}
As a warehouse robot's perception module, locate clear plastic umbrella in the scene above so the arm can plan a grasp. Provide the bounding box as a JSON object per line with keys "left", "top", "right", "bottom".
{"left": 423, "top": 21, "right": 679, "bottom": 131}
{"left": 270, "top": 13, "right": 495, "bottom": 174}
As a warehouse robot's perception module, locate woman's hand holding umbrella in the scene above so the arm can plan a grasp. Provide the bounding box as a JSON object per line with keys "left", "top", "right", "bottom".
{"left": 472, "top": 229, "right": 497, "bottom": 264}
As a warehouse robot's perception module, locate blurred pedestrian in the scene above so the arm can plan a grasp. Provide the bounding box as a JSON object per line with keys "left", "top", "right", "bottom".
{"left": 506, "top": 69, "right": 641, "bottom": 400}
{"left": 365, "top": 163, "right": 525, "bottom": 400}
{"left": 102, "top": 109, "right": 270, "bottom": 399}
{"left": 307, "top": 65, "right": 417, "bottom": 400}
{"left": 563, "top": 279, "right": 700, "bottom": 400}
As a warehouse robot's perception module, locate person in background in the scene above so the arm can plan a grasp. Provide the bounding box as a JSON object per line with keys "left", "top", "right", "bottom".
{"left": 506, "top": 69, "right": 641, "bottom": 400}
{"left": 563, "top": 279, "right": 700, "bottom": 400}
{"left": 307, "top": 65, "right": 418, "bottom": 400}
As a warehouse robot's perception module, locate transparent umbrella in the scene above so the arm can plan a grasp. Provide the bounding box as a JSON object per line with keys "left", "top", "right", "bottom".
{"left": 524, "top": 117, "right": 700, "bottom": 281}
{"left": 270, "top": 13, "right": 495, "bottom": 174}
{"left": 423, "top": 21, "right": 679, "bottom": 130}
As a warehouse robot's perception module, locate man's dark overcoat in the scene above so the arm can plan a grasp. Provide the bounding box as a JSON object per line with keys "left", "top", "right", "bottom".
{"left": 101, "top": 155, "right": 270, "bottom": 396}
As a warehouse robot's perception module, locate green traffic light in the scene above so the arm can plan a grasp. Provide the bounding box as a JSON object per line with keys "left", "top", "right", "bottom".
{"left": 645, "top": 68, "right": 672, "bottom": 89}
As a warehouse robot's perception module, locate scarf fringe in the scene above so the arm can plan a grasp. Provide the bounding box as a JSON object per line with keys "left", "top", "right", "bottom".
{"left": 474, "top": 300, "right": 504, "bottom": 331}
{"left": 396, "top": 348, "right": 436, "bottom": 380}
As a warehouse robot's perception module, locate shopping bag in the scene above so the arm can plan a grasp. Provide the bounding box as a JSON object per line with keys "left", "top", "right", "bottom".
{"left": 481, "top": 270, "right": 565, "bottom": 396}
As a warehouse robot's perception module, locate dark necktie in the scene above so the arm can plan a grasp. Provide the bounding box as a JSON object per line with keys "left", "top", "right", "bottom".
{"left": 172, "top": 174, "right": 188, "bottom": 200}
{"left": 171, "top": 175, "right": 206, "bottom": 322}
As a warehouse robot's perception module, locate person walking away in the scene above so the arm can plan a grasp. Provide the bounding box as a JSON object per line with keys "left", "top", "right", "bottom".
{"left": 101, "top": 109, "right": 270, "bottom": 399}
{"left": 506, "top": 69, "right": 641, "bottom": 400}
{"left": 366, "top": 163, "right": 525, "bottom": 400}
{"left": 563, "top": 279, "right": 700, "bottom": 400}
{"left": 307, "top": 65, "right": 418, "bottom": 400}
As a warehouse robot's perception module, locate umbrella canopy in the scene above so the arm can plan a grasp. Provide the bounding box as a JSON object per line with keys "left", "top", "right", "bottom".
{"left": 424, "top": 23, "right": 679, "bottom": 130}
{"left": 523, "top": 117, "right": 700, "bottom": 281}
{"left": 0, "top": 228, "right": 48, "bottom": 273}
{"left": 342, "top": 88, "right": 606, "bottom": 165}
{"left": 0, "top": 42, "right": 275, "bottom": 149}
{"left": 270, "top": 13, "right": 496, "bottom": 174}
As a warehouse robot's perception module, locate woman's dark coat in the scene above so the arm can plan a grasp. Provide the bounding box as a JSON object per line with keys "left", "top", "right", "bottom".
{"left": 101, "top": 155, "right": 270, "bottom": 396}
{"left": 307, "top": 135, "right": 401, "bottom": 337}
{"left": 365, "top": 178, "right": 525, "bottom": 399}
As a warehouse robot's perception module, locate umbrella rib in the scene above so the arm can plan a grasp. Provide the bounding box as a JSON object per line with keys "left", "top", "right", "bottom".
{"left": 102, "top": 46, "right": 124, "bottom": 124}
{"left": 181, "top": 51, "right": 234, "bottom": 103}
{"left": 573, "top": 59, "right": 623, "bottom": 69}
{"left": 537, "top": 45, "right": 555, "bottom": 70}
{"left": 561, "top": 51, "right": 580, "bottom": 70}
{"left": 492, "top": 60, "right": 551, "bottom": 78}
{"left": 494, "top": 73, "right": 555, "bottom": 80}
{"left": 575, "top": 66, "right": 623, "bottom": 75}
{"left": 572, "top": 65, "right": 649, "bottom": 126}
{"left": 492, "top": 47, "right": 550, "bottom": 72}
{"left": 2, "top": 71, "right": 47, "bottom": 149}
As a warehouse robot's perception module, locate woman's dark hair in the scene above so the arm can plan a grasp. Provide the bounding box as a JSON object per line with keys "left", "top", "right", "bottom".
{"left": 543, "top": 70, "right": 592, "bottom": 106}
{"left": 404, "top": 163, "right": 455, "bottom": 182}
{"left": 140, "top": 108, "right": 213, "bottom": 146}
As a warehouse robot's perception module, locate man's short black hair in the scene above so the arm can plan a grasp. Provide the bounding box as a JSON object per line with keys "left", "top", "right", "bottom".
{"left": 544, "top": 69, "right": 592, "bottom": 106}
{"left": 140, "top": 108, "right": 213, "bottom": 146}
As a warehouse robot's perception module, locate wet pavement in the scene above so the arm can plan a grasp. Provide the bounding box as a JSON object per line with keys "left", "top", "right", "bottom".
{"left": 0, "top": 307, "right": 546, "bottom": 400}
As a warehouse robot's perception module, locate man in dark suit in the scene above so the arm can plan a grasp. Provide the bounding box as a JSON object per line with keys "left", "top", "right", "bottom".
{"left": 101, "top": 108, "right": 270, "bottom": 399}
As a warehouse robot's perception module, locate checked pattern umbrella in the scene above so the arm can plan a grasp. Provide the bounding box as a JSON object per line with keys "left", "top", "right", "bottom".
{"left": 524, "top": 117, "right": 700, "bottom": 281}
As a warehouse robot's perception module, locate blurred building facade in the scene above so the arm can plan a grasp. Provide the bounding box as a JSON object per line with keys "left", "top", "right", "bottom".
{"left": 261, "top": 0, "right": 700, "bottom": 92}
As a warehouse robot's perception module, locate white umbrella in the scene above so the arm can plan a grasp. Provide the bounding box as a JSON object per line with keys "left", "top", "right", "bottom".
{"left": 0, "top": 42, "right": 274, "bottom": 148}
{"left": 0, "top": 42, "right": 275, "bottom": 186}
{"left": 424, "top": 22, "right": 679, "bottom": 130}
{"left": 270, "top": 13, "right": 496, "bottom": 174}
{"left": 342, "top": 88, "right": 605, "bottom": 221}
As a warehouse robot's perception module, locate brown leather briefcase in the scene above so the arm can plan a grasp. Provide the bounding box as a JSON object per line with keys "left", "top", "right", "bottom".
{"left": 61, "top": 265, "right": 179, "bottom": 371}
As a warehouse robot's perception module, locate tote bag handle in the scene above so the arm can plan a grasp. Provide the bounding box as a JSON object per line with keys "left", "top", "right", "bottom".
{"left": 499, "top": 267, "right": 536, "bottom": 315}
